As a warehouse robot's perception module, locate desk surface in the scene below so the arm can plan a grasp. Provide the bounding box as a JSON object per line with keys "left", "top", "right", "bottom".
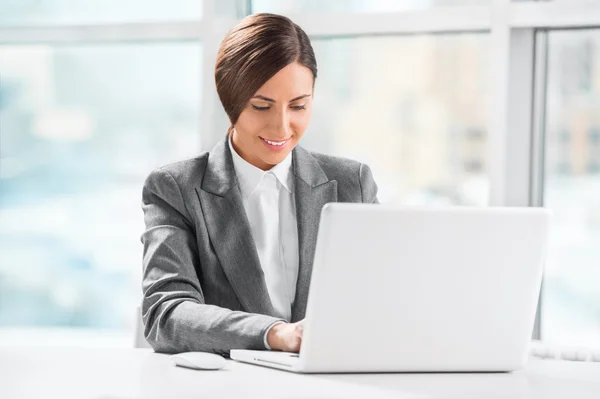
{"left": 2, "top": 347, "right": 599, "bottom": 399}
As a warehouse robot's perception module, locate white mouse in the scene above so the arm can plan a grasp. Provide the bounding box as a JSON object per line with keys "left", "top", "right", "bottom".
{"left": 171, "top": 352, "right": 227, "bottom": 370}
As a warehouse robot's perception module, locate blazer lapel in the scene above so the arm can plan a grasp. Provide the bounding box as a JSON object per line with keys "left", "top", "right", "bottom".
{"left": 290, "top": 146, "right": 338, "bottom": 322}
{"left": 196, "top": 138, "right": 277, "bottom": 317}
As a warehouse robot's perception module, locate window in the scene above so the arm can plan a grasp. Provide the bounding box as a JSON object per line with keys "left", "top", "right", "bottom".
{"left": 541, "top": 29, "right": 600, "bottom": 345}
{"left": 306, "top": 35, "right": 489, "bottom": 205}
{"left": 0, "top": 43, "right": 201, "bottom": 329}
{"left": 1, "top": 0, "right": 599, "bottom": 347}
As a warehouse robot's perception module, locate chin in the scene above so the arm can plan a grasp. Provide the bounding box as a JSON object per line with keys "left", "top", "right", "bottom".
{"left": 261, "top": 150, "right": 291, "bottom": 164}
{"left": 264, "top": 156, "right": 284, "bottom": 166}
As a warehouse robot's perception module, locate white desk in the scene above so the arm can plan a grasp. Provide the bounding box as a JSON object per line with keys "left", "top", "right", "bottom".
{"left": 2, "top": 347, "right": 599, "bottom": 399}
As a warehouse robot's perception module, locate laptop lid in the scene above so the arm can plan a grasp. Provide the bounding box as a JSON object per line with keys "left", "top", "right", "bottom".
{"left": 298, "top": 204, "right": 549, "bottom": 373}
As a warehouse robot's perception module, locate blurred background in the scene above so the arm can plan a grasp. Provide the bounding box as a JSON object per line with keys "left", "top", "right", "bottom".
{"left": 0, "top": 0, "right": 598, "bottom": 346}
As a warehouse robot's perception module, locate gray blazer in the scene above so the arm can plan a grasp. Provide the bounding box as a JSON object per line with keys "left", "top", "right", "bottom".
{"left": 141, "top": 136, "right": 378, "bottom": 354}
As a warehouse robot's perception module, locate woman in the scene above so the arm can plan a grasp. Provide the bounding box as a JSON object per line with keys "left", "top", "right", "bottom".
{"left": 141, "top": 13, "right": 378, "bottom": 355}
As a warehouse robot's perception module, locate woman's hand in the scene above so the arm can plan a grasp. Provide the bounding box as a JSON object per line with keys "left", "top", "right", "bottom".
{"left": 266, "top": 320, "right": 304, "bottom": 352}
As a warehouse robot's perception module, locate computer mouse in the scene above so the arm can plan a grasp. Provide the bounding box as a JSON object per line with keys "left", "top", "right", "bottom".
{"left": 171, "top": 352, "right": 227, "bottom": 370}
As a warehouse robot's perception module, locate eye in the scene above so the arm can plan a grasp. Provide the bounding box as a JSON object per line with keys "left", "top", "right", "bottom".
{"left": 251, "top": 104, "right": 270, "bottom": 111}
{"left": 291, "top": 105, "right": 306, "bottom": 111}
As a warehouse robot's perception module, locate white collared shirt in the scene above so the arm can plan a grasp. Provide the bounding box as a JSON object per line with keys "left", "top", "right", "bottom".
{"left": 228, "top": 137, "right": 299, "bottom": 324}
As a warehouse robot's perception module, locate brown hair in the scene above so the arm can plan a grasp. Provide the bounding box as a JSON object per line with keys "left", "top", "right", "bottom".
{"left": 215, "top": 13, "right": 317, "bottom": 133}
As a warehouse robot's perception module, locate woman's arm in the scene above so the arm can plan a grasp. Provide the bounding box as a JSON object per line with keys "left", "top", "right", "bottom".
{"left": 141, "top": 168, "right": 283, "bottom": 354}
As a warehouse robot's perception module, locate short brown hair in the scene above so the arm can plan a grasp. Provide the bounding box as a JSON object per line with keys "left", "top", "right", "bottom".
{"left": 215, "top": 13, "right": 317, "bottom": 133}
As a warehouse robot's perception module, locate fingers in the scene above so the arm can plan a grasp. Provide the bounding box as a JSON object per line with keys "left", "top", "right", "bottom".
{"left": 296, "top": 319, "right": 305, "bottom": 334}
{"left": 275, "top": 320, "right": 305, "bottom": 352}
{"left": 293, "top": 321, "right": 304, "bottom": 352}
{"left": 290, "top": 335, "right": 302, "bottom": 353}
{"left": 280, "top": 322, "right": 303, "bottom": 352}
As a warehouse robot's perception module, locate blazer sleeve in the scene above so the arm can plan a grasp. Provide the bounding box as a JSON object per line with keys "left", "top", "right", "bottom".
{"left": 359, "top": 163, "right": 379, "bottom": 204}
{"left": 141, "top": 168, "right": 283, "bottom": 354}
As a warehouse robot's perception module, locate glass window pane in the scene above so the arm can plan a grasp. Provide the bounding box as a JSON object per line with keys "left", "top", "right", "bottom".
{"left": 308, "top": 34, "right": 489, "bottom": 205}
{"left": 0, "top": 0, "right": 203, "bottom": 26}
{"left": 252, "top": 0, "right": 490, "bottom": 14}
{"left": 542, "top": 29, "right": 600, "bottom": 345}
{"left": 0, "top": 43, "right": 201, "bottom": 330}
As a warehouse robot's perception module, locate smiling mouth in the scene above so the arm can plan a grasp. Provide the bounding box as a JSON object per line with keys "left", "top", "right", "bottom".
{"left": 260, "top": 137, "right": 290, "bottom": 147}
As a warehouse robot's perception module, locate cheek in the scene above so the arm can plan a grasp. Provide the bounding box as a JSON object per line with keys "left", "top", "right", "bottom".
{"left": 236, "top": 110, "right": 267, "bottom": 136}
{"left": 290, "top": 111, "right": 312, "bottom": 134}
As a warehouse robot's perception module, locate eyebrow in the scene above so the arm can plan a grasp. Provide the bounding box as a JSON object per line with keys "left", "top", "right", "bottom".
{"left": 251, "top": 94, "right": 311, "bottom": 103}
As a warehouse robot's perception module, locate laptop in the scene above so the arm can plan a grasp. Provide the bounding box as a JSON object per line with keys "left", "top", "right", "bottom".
{"left": 230, "top": 204, "right": 550, "bottom": 373}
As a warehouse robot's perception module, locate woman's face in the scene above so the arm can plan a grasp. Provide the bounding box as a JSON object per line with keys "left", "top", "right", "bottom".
{"left": 232, "top": 62, "right": 314, "bottom": 171}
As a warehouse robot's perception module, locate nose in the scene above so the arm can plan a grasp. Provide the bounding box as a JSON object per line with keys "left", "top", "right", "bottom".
{"left": 273, "top": 107, "right": 292, "bottom": 138}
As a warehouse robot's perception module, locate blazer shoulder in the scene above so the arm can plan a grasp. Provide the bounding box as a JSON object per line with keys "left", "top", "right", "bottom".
{"left": 304, "top": 149, "right": 378, "bottom": 203}
{"left": 145, "top": 152, "right": 210, "bottom": 187}
{"left": 307, "top": 150, "right": 362, "bottom": 182}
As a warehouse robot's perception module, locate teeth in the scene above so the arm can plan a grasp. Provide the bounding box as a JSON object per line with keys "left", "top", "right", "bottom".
{"left": 264, "top": 139, "right": 287, "bottom": 146}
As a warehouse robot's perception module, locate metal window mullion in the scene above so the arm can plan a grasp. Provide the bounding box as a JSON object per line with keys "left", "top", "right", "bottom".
{"left": 529, "top": 30, "right": 549, "bottom": 341}
{"left": 199, "top": 1, "right": 249, "bottom": 151}
{"left": 282, "top": 6, "right": 492, "bottom": 37}
{"left": 490, "top": 0, "right": 542, "bottom": 339}
{"left": 505, "top": 28, "right": 536, "bottom": 207}
{"left": 530, "top": 32, "right": 549, "bottom": 209}
{"left": 488, "top": 0, "right": 511, "bottom": 207}
{"left": 489, "top": 2, "right": 537, "bottom": 204}
{"left": 200, "top": 0, "right": 218, "bottom": 151}
{"left": 0, "top": 21, "right": 205, "bottom": 44}
{"left": 510, "top": 2, "right": 600, "bottom": 30}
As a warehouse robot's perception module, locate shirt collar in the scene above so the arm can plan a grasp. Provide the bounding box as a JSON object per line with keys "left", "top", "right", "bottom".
{"left": 228, "top": 135, "right": 293, "bottom": 198}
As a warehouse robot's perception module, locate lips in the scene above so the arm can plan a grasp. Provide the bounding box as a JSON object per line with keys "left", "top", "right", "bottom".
{"left": 260, "top": 136, "right": 291, "bottom": 151}
{"left": 260, "top": 137, "right": 289, "bottom": 146}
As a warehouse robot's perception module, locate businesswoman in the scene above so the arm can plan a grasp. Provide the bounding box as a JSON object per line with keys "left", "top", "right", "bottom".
{"left": 141, "top": 13, "right": 378, "bottom": 355}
